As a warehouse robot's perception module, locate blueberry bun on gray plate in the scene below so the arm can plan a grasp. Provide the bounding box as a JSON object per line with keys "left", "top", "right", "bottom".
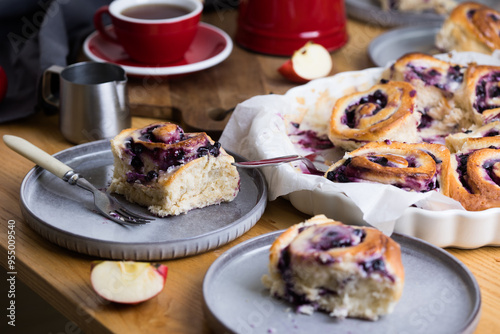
{"left": 262, "top": 215, "right": 405, "bottom": 321}
{"left": 109, "top": 122, "right": 240, "bottom": 217}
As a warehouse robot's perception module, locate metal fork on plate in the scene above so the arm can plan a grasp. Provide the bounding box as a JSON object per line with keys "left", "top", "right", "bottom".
{"left": 3, "top": 135, "right": 153, "bottom": 226}
{"left": 232, "top": 154, "right": 326, "bottom": 175}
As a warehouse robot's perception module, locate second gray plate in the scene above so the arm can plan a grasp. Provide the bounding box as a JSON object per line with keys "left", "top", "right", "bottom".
{"left": 20, "top": 140, "right": 267, "bottom": 260}
{"left": 203, "top": 231, "right": 481, "bottom": 334}
{"left": 369, "top": 24, "right": 442, "bottom": 67}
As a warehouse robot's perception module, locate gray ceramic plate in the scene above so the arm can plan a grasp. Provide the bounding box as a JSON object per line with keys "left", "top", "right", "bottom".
{"left": 368, "top": 24, "right": 442, "bottom": 67}
{"left": 346, "top": 0, "right": 500, "bottom": 27}
{"left": 20, "top": 140, "right": 267, "bottom": 260}
{"left": 203, "top": 231, "right": 481, "bottom": 334}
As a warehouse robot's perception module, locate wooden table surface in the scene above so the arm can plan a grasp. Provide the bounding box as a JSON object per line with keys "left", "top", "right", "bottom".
{"left": 1, "top": 9, "right": 500, "bottom": 334}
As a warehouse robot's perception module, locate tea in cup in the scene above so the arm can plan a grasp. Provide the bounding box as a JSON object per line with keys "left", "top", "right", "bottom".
{"left": 94, "top": 0, "right": 203, "bottom": 64}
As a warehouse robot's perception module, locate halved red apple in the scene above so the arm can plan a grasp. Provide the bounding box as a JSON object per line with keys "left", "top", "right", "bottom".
{"left": 278, "top": 42, "right": 333, "bottom": 84}
{"left": 90, "top": 261, "right": 168, "bottom": 304}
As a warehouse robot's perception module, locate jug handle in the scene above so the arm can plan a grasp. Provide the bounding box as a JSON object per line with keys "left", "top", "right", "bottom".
{"left": 41, "top": 65, "right": 64, "bottom": 109}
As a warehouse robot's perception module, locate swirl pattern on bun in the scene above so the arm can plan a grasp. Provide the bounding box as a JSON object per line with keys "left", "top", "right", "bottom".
{"left": 436, "top": 2, "right": 500, "bottom": 54}
{"left": 328, "top": 81, "right": 421, "bottom": 151}
{"left": 383, "top": 53, "right": 467, "bottom": 141}
{"left": 109, "top": 122, "right": 240, "bottom": 216}
{"left": 262, "top": 214, "right": 404, "bottom": 320}
{"left": 325, "top": 141, "right": 451, "bottom": 194}
{"left": 449, "top": 137, "right": 500, "bottom": 211}
{"left": 455, "top": 65, "right": 500, "bottom": 125}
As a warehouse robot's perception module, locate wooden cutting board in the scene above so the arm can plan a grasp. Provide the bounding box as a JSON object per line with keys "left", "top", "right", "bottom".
{"left": 126, "top": 10, "right": 385, "bottom": 137}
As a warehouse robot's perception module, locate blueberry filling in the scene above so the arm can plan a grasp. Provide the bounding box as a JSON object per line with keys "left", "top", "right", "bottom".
{"left": 406, "top": 65, "right": 442, "bottom": 87}
{"left": 417, "top": 113, "right": 434, "bottom": 130}
{"left": 309, "top": 226, "right": 366, "bottom": 251}
{"left": 276, "top": 225, "right": 366, "bottom": 306}
{"left": 147, "top": 170, "right": 158, "bottom": 181}
{"left": 277, "top": 246, "right": 310, "bottom": 305}
{"left": 467, "top": 9, "right": 476, "bottom": 19}
{"left": 405, "top": 64, "right": 464, "bottom": 92}
{"left": 296, "top": 130, "right": 334, "bottom": 150}
{"left": 483, "top": 159, "right": 500, "bottom": 185}
{"left": 343, "top": 90, "right": 388, "bottom": 128}
{"left": 326, "top": 154, "right": 438, "bottom": 192}
{"left": 446, "top": 65, "right": 465, "bottom": 85}
{"left": 473, "top": 73, "right": 500, "bottom": 113}
{"left": 484, "top": 129, "right": 500, "bottom": 137}
{"left": 359, "top": 258, "right": 394, "bottom": 282}
{"left": 457, "top": 153, "right": 500, "bottom": 192}
{"left": 197, "top": 141, "right": 221, "bottom": 157}
{"left": 124, "top": 135, "right": 222, "bottom": 183}
{"left": 326, "top": 158, "right": 352, "bottom": 183}
{"left": 456, "top": 153, "right": 473, "bottom": 192}
{"left": 367, "top": 156, "right": 389, "bottom": 166}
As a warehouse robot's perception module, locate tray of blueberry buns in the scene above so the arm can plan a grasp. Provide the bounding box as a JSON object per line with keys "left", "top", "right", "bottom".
{"left": 220, "top": 51, "right": 500, "bottom": 249}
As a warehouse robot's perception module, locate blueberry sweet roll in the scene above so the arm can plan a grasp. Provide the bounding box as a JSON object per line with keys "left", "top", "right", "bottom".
{"left": 456, "top": 65, "right": 500, "bottom": 125}
{"left": 436, "top": 2, "right": 500, "bottom": 54}
{"left": 262, "top": 214, "right": 404, "bottom": 321}
{"left": 383, "top": 53, "right": 467, "bottom": 141}
{"left": 328, "top": 81, "right": 421, "bottom": 151}
{"left": 385, "top": 53, "right": 465, "bottom": 96}
{"left": 449, "top": 137, "right": 500, "bottom": 210}
{"left": 109, "top": 122, "right": 240, "bottom": 216}
{"left": 445, "top": 121, "right": 500, "bottom": 153}
{"left": 325, "top": 141, "right": 451, "bottom": 195}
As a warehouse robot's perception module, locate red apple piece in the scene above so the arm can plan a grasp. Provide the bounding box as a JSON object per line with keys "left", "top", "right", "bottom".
{"left": 278, "top": 42, "right": 333, "bottom": 84}
{"left": 90, "top": 261, "right": 168, "bottom": 304}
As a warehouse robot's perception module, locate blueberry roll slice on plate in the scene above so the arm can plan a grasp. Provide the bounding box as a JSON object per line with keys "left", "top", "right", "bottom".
{"left": 328, "top": 81, "right": 421, "bottom": 151}
{"left": 109, "top": 122, "right": 240, "bottom": 217}
{"left": 325, "top": 141, "right": 451, "bottom": 195}
{"left": 383, "top": 53, "right": 467, "bottom": 141}
{"left": 436, "top": 2, "right": 500, "bottom": 55}
{"left": 449, "top": 137, "right": 500, "bottom": 211}
{"left": 456, "top": 65, "right": 500, "bottom": 125}
{"left": 262, "top": 214, "right": 404, "bottom": 321}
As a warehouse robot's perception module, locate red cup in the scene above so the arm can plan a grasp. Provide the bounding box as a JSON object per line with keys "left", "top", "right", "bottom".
{"left": 235, "top": 0, "right": 348, "bottom": 56}
{"left": 94, "top": 0, "right": 203, "bottom": 64}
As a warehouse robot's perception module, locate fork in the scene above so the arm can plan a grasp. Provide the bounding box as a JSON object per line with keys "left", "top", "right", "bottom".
{"left": 232, "top": 154, "right": 326, "bottom": 175}
{"left": 3, "top": 135, "right": 154, "bottom": 226}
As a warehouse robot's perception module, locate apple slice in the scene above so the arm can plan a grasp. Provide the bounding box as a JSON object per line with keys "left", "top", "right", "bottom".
{"left": 278, "top": 42, "right": 333, "bottom": 84}
{"left": 90, "top": 261, "right": 168, "bottom": 304}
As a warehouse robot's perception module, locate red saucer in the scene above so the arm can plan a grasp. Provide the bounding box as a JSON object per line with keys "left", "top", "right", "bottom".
{"left": 83, "top": 22, "right": 233, "bottom": 77}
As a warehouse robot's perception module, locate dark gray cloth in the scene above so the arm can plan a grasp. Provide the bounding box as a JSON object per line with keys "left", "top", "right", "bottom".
{"left": 0, "top": 0, "right": 110, "bottom": 123}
